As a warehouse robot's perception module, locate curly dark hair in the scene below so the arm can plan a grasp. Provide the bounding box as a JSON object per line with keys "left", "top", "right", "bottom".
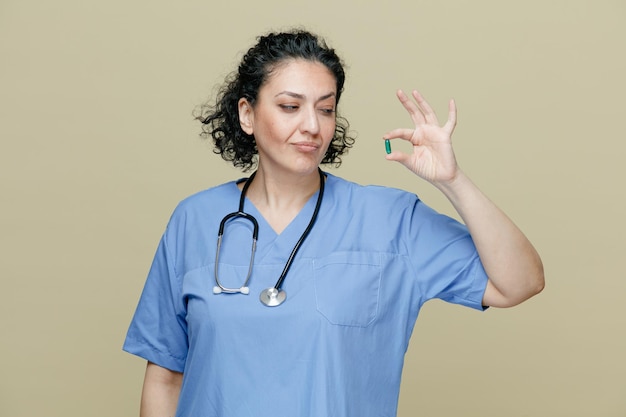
{"left": 195, "top": 29, "right": 355, "bottom": 171}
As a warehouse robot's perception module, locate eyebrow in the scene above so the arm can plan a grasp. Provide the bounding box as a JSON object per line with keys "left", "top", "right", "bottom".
{"left": 274, "top": 91, "right": 336, "bottom": 102}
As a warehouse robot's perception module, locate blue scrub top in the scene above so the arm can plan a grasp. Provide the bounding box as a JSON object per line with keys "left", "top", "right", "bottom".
{"left": 123, "top": 173, "right": 488, "bottom": 417}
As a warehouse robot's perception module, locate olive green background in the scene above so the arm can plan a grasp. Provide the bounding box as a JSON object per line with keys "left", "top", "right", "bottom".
{"left": 1, "top": 1, "right": 624, "bottom": 416}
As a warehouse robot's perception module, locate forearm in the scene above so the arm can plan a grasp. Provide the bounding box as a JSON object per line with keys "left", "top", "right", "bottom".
{"left": 140, "top": 362, "right": 183, "bottom": 417}
{"left": 435, "top": 170, "right": 545, "bottom": 307}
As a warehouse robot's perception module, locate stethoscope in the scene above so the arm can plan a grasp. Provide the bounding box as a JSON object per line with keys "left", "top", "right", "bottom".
{"left": 213, "top": 168, "right": 325, "bottom": 307}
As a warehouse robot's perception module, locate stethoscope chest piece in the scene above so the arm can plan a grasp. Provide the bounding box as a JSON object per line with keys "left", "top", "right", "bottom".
{"left": 260, "top": 287, "right": 286, "bottom": 307}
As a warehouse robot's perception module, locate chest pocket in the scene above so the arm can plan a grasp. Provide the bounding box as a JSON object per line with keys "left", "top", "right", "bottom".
{"left": 313, "top": 251, "right": 382, "bottom": 327}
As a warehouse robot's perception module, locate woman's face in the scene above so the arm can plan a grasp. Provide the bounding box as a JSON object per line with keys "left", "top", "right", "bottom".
{"left": 238, "top": 59, "right": 337, "bottom": 177}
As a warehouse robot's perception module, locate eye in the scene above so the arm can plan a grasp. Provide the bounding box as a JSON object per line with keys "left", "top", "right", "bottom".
{"left": 279, "top": 104, "right": 299, "bottom": 112}
{"left": 319, "top": 107, "right": 336, "bottom": 115}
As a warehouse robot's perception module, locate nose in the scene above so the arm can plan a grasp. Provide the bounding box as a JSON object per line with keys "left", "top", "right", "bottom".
{"left": 300, "top": 106, "right": 320, "bottom": 135}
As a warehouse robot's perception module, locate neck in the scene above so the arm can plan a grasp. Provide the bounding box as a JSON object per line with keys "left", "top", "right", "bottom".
{"left": 248, "top": 167, "right": 321, "bottom": 206}
{"left": 242, "top": 167, "right": 322, "bottom": 234}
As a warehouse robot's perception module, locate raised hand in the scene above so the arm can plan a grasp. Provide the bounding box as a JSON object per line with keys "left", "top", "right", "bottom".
{"left": 383, "top": 90, "right": 459, "bottom": 186}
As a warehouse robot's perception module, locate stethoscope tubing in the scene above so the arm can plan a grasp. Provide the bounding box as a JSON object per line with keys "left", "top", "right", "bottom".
{"left": 213, "top": 168, "right": 325, "bottom": 305}
{"left": 213, "top": 211, "right": 258, "bottom": 294}
{"left": 272, "top": 169, "right": 325, "bottom": 291}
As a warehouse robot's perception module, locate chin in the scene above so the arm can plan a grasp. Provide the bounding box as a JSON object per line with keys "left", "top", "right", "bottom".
{"left": 289, "top": 156, "right": 323, "bottom": 174}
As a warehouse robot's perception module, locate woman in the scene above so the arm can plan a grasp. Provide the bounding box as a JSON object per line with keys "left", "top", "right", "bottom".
{"left": 124, "top": 30, "right": 544, "bottom": 417}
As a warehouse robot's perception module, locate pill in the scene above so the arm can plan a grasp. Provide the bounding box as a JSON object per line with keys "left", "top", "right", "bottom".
{"left": 384, "top": 139, "right": 391, "bottom": 154}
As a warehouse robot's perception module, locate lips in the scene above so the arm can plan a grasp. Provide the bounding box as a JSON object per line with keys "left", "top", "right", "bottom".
{"left": 292, "top": 142, "right": 320, "bottom": 152}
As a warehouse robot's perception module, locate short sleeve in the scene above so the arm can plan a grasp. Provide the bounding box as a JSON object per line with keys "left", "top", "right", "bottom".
{"left": 407, "top": 198, "right": 488, "bottom": 311}
{"left": 122, "top": 234, "right": 188, "bottom": 372}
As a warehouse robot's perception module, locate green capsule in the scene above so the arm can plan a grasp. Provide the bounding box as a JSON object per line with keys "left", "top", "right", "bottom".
{"left": 384, "top": 139, "right": 391, "bottom": 154}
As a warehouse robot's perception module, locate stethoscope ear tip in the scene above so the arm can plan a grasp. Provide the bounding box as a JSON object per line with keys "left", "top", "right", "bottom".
{"left": 212, "top": 286, "right": 250, "bottom": 295}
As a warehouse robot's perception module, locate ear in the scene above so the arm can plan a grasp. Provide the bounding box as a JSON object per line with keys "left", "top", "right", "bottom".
{"left": 238, "top": 98, "right": 254, "bottom": 135}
